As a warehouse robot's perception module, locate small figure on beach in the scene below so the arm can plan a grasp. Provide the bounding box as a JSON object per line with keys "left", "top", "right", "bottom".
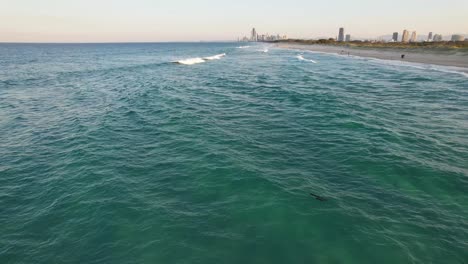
{"left": 401, "top": 54, "right": 405, "bottom": 59}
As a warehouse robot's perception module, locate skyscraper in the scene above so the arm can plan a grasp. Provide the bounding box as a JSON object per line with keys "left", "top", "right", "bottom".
{"left": 338, "top": 28, "right": 345, "bottom": 42}
{"left": 402, "top": 30, "right": 409, "bottom": 43}
{"left": 433, "top": 34, "right": 443, "bottom": 42}
{"left": 451, "top": 34, "right": 465, "bottom": 41}
{"left": 251, "top": 28, "right": 257, "bottom": 42}
{"left": 410, "top": 31, "right": 417, "bottom": 42}
{"left": 427, "top": 32, "right": 433, "bottom": 41}
{"left": 345, "top": 34, "right": 351, "bottom": 42}
{"left": 392, "top": 32, "right": 399, "bottom": 42}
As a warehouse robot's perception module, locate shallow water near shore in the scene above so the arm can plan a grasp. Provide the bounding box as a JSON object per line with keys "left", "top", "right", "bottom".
{"left": 278, "top": 43, "right": 468, "bottom": 71}
{"left": 1, "top": 42, "right": 467, "bottom": 264}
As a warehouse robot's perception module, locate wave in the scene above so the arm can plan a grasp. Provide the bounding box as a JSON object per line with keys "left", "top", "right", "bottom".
{"left": 430, "top": 67, "right": 468, "bottom": 78}
{"left": 175, "top": 58, "right": 206, "bottom": 65}
{"left": 203, "top": 53, "right": 226, "bottom": 60}
{"left": 262, "top": 48, "right": 269, "bottom": 53}
{"left": 174, "top": 53, "right": 226, "bottom": 65}
{"left": 363, "top": 57, "right": 468, "bottom": 78}
{"left": 340, "top": 55, "right": 468, "bottom": 78}
{"left": 297, "top": 55, "right": 317, "bottom": 63}
{"left": 284, "top": 47, "right": 467, "bottom": 78}
{"left": 236, "top": 46, "right": 251, "bottom": 49}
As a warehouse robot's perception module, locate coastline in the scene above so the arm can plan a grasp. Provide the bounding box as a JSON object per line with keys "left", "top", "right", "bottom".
{"left": 275, "top": 43, "right": 468, "bottom": 73}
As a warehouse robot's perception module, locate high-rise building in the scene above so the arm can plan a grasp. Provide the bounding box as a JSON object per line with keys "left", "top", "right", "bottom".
{"left": 345, "top": 34, "right": 351, "bottom": 42}
{"left": 392, "top": 32, "right": 399, "bottom": 42}
{"left": 410, "top": 31, "right": 417, "bottom": 42}
{"left": 251, "top": 28, "right": 257, "bottom": 42}
{"left": 402, "top": 30, "right": 410, "bottom": 43}
{"left": 338, "top": 28, "right": 345, "bottom": 42}
{"left": 427, "top": 32, "right": 433, "bottom": 41}
{"left": 451, "top": 34, "right": 465, "bottom": 41}
{"left": 433, "top": 34, "right": 443, "bottom": 42}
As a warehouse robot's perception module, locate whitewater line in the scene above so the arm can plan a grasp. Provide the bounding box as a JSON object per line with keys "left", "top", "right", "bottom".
{"left": 297, "top": 55, "right": 317, "bottom": 63}
{"left": 174, "top": 53, "right": 226, "bottom": 65}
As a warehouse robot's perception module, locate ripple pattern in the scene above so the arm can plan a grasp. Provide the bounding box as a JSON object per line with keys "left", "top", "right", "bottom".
{"left": 1, "top": 43, "right": 467, "bottom": 264}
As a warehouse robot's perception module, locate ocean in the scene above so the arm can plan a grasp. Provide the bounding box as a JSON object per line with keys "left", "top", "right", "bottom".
{"left": 1, "top": 42, "right": 467, "bottom": 263}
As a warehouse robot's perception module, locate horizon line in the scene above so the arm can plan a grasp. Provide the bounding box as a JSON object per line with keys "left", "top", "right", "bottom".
{"left": 0, "top": 40, "right": 240, "bottom": 44}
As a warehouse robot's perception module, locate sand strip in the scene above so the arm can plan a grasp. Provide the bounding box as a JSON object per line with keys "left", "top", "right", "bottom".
{"left": 276, "top": 43, "right": 468, "bottom": 73}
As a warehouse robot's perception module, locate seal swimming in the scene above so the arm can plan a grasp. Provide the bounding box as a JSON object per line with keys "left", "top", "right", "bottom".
{"left": 310, "top": 193, "right": 327, "bottom": 202}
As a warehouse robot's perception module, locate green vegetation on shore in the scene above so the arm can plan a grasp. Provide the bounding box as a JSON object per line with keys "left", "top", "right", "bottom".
{"left": 275, "top": 39, "right": 468, "bottom": 50}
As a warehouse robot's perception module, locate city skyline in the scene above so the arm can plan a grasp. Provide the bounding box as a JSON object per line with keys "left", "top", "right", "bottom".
{"left": 1, "top": 0, "right": 467, "bottom": 42}
{"left": 242, "top": 26, "right": 465, "bottom": 43}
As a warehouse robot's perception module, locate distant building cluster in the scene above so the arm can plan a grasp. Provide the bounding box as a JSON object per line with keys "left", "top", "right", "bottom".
{"left": 391, "top": 29, "right": 418, "bottom": 42}
{"left": 238, "top": 28, "right": 288, "bottom": 42}
{"left": 393, "top": 29, "right": 464, "bottom": 43}
{"left": 331, "top": 27, "right": 465, "bottom": 43}
{"left": 238, "top": 26, "right": 466, "bottom": 43}
{"left": 336, "top": 28, "right": 352, "bottom": 42}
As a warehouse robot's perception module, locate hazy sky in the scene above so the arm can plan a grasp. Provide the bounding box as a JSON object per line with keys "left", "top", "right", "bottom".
{"left": 1, "top": 0, "right": 467, "bottom": 42}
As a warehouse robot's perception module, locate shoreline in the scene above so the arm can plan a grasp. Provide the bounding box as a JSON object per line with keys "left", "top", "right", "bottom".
{"left": 275, "top": 43, "right": 468, "bottom": 73}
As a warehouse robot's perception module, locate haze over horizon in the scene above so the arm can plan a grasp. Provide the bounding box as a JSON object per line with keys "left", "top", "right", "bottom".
{"left": 1, "top": 0, "right": 467, "bottom": 42}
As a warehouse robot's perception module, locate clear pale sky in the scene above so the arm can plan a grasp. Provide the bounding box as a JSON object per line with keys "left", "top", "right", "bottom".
{"left": 1, "top": 0, "right": 467, "bottom": 42}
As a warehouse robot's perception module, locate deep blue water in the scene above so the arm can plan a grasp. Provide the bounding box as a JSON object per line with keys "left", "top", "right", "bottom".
{"left": 1, "top": 42, "right": 467, "bottom": 263}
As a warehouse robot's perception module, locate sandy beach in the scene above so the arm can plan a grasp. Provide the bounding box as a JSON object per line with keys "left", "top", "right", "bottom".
{"left": 277, "top": 43, "right": 468, "bottom": 73}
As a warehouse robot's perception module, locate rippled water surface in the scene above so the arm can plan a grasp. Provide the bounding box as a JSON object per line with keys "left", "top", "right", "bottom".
{"left": 1, "top": 43, "right": 467, "bottom": 263}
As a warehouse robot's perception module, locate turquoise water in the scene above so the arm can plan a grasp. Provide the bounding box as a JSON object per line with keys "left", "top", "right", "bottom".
{"left": 1, "top": 43, "right": 467, "bottom": 263}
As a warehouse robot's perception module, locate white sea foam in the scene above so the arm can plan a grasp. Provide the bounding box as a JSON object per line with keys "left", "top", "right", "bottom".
{"left": 237, "top": 46, "right": 251, "bottom": 49}
{"left": 175, "top": 53, "right": 226, "bottom": 65}
{"left": 176, "top": 58, "right": 206, "bottom": 65}
{"left": 430, "top": 67, "right": 468, "bottom": 78}
{"left": 360, "top": 57, "right": 468, "bottom": 78}
{"left": 255, "top": 46, "right": 270, "bottom": 53}
{"left": 297, "top": 55, "right": 317, "bottom": 63}
{"left": 203, "top": 53, "right": 226, "bottom": 60}
{"left": 284, "top": 47, "right": 467, "bottom": 77}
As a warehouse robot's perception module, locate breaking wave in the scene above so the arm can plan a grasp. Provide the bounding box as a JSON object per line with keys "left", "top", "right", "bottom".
{"left": 174, "top": 53, "right": 226, "bottom": 65}
{"left": 297, "top": 55, "right": 317, "bottom": 63}
{"left": 175, "top": 58, "right": 206, "bottom": 65}
{"left": 362, "top": 57, "right": 468, "bottom": 78}
{"left": 204, "top": 53, "right": 226, "bottom": 60}
{"left": 237, "top": 46, "right": 251, "bottom": 49}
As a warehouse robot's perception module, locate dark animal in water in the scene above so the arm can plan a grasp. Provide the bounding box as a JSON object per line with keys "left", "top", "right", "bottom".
{"left": 401, "top": 54, "right": 405, "bottom": 59}
{"left": 310, "top": 193, "right": 327, "bottom": 202}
